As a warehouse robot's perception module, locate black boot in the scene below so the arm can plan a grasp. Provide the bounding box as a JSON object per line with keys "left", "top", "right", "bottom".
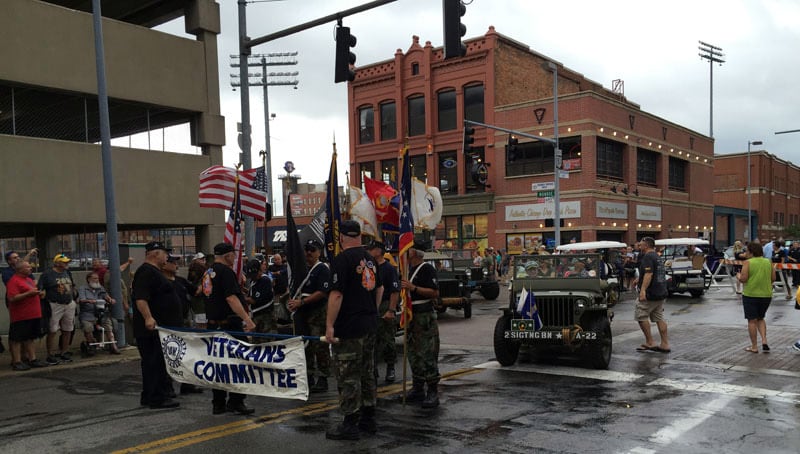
{"left": 358, "top": 406, "right": 377, "bottom": 434}
{"left": 326, "top": 412, "right": 360, "bottom": 440}
{"left": 422, "top": 382, "right": 439, "bottom": 408}
{"left": 405, "top": 379, "right": 425, "bottom": 402}
{"left": 385, "top": 364, "right": 396, "bottom": 383}
{"left": 311, "top": 376, "right": 328, "bottom": 393}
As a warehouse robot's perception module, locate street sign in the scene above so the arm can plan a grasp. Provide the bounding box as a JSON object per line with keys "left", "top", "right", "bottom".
{"left": 537, "top": 190, "right": 555, "bottom": 198}
{"left": 531, "top": 182, "right": 555, "bottom": 191}
{"left": 559, "top": 170, "right": 569, "bottom": 179}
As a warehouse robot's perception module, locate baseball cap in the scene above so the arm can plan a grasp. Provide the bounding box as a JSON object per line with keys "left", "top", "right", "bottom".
{"left": 304, "top": 239, "right": 323, "bottom": 251}
{"left": 340, "top": 220, "right": 361, "bottom": 237}
{"left": 193, "top": 252, "right": 205, "bottom": 260}
{"left": 145, "top": 241, "right": 172, "bottom": 253}
{"left": 244, "top": 259, "right": 262, "bottom": 275}
{"left": 53, "top": 253, "right": 71, "bottom": 263}
{"left": 367, "top": 241, "right": 385, "bottom": 251}
{"left": 166, "top": 254, "right": 180, "bottom": 263}
{"left": 213, "top": 243, "right": 235, "bottom": 255}
{"left": 412, "top": 239, "right": 431, "bottom": 251}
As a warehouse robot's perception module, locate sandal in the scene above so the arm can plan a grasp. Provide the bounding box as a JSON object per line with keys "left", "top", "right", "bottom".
{"left": 744, "top": 347, "right": 759, "bottom": 353}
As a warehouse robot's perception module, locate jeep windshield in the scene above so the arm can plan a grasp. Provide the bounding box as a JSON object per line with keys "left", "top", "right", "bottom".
{"left": 514, "top": 254, "right": 602, "bottom": 279}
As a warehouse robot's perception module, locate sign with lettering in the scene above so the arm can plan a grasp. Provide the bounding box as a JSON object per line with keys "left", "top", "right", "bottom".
{"left": 158, "top": 327, "right": 308, "bottom": 400}
{"left": 531, "top": 182, "right": 555, "bottom": 191}
{"left": 504, "top": 201, "right": 581, "bottom": 221}
{"left": 636, "top": 205, "right": 662, "bottom": 221}
{"left": 596, "top": 201, "right": 628, "bottom": 219}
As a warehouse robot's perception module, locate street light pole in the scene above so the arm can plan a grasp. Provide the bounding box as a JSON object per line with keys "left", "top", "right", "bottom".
{"left": 546, "top": 61, "right": 561, "bottom": 246}
{"left": 698, "top": 41, "right": 724, "bottom": 138}
{"left": 747, "top": 140, "right": 763, "bottom": 242}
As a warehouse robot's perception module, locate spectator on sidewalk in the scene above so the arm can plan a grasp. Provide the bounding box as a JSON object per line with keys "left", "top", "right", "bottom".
{"left": 92, "top": 259, "right": 108, "bottom": 287}
{"left": 104, "top": 257, "right": 134, "bottom": 349}
{"left": 5, "top": 261, "right": 49, "bottom": 370}
{"left": 732, "top": 241, "right": 748, "bottom": 294}
{"left": 787, "top": 242, "right": 800, "bottom": 287}
{"left": 3, "top": 249, "right": 38, "bottom": 355}
{"left": 770, "top": 241, "right": 788, "bottom": 291}
{"left": 737, "top": 241, "right": 775, "bottom": 353}
{"left": 77, "top": 272, "right": 119, "bottom": 356}
{"left": 38, "top": 254, "right": 79, "bottom": 365}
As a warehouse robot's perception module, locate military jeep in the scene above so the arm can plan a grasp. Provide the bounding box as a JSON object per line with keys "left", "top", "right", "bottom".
{"left": 449, "top": 250, "right": 501, "bottom": 300}
{"left": 424, "top": 251, "right": 472, "bottom": 318}
{"left": 492, "top": 253, "right": 613, "bottom": 369}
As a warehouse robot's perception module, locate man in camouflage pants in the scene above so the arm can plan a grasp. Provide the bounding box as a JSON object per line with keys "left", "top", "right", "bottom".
{"left": 400, "top": 241, "right": 441, "bottom": 408}
{"left": 368, "top": 241, "right": 400, "bottom": 383}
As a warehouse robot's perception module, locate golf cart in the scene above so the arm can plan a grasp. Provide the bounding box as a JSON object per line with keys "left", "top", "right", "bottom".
{"left": 654, "top": 238, "right": 712, "bottom": 298}
{"left": 492, "top": 253, "right": 614, "bottom": 370}
{"left": 555, "top": 240, "right": 628, "bottom": 307}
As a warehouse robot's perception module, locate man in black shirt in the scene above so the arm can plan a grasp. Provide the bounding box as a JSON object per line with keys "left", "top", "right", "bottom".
{"left": 131, "top": 241, "right": 183, "bottom": 409}
{"left": 325, "top": 220, "right": 382, "bottom": 440}
{"left": 269, "top": 253, "right": 290, "bottom": 326}
{"left": 400, "top": 240, "right": 441, "bottom": 408}
{"left": 288, "top": 239, "right": 331, "bottom": 393}
{"left": 245, "top": 258, "right": 274, "bottom": 340}
{"left": 204, "top": 242, "right": 256, "bottom": 415}
{"left": 636, "top": 237, "right": 670, "bottom": 353}
{"left": 367, "top": 241, "right": 400, "bottom": 384}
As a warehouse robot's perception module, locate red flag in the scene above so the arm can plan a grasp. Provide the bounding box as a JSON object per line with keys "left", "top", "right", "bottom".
{"left": 364, "top": 175, "right": 399, "bottom": 226}
{"left": 224, "top": 176, "right": 244, "bottom": 281}
{"left": 199, "top": 165, "right": 267, "bottom": 220}
{"left": 397, "top": 146, "right": 414, "bottom": 328}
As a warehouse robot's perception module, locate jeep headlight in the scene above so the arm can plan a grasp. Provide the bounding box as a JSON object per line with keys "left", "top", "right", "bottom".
{"left": 575, "top": 298, "right": 588, "bottom": 309}
{"left": 483, "top": 268, "right": 488, "bottom": 277}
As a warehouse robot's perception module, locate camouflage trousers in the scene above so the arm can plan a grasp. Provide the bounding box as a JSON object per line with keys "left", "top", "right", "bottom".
{"left": 295, "top": 304, "right": 330, "bottom": 378}
{"left": 375, "top": 300, "right": 397, "bottom": 364}
{"left": 251, "top": 305, "right": 276, "bottom": 344}
{"left": 331, "top": 331, "right": 376, "bottom": 416}
{"left": 407, "top": 310, "right": 440, "bottom": 384}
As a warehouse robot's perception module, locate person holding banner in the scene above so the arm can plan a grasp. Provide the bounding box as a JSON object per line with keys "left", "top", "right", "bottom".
{"left": 131, "top": 241, "right": 183, "bottom": 409}
{"left": 399, "top": 240, "right": 441, "bottom": 408}
{"left": 288, "top": 239, "right": 332, "bottom": 393}
{"left": 325, "top": 220, "right": 382, "bottom": 440}
{"left": 205, "top": 243, "right": 257, "bottom": 415}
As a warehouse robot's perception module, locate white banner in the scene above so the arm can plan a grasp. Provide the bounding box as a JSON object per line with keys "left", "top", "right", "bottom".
{"left": 157, "top": 327, "right": 309, "bottom": 401}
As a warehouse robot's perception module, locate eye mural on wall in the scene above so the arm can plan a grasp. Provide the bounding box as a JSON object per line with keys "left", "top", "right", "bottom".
{"left": 442, "top": 158, "right": 457, "bottom": 169}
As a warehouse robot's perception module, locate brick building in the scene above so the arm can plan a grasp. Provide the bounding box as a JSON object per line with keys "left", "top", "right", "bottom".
{"left": 346, "top": 27, "right": 714, "bottom": 251}
{"left": 713, "top": 150, "right": 800, "bottom": 246}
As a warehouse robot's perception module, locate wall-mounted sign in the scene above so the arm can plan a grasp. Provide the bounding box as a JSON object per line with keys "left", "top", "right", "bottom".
{"left": 505, "top": 201, "right": 581, "bottom": 221}
{"left": 531, "top": 182, "right": 555, "bottom": 191}
{"left": 596, "top": 201, "right": 628, "bottom": 219}
{"left": 442, "top": 158, "right": 457, "bottom": 169}
{"left": 636, "top": 205, "right": 662, "bottom": 221}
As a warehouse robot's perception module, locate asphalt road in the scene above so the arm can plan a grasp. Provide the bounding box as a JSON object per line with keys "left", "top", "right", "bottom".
{"left": 2, "top": 280, "right": 799, "bottom": 453}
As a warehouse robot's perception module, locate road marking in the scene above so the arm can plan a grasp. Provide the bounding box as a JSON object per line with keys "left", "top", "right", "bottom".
{"left": 112, "top": 367, "right": 481, "bottom": 453}
{"left": 473, "top": 360, "right": 643, "bottom": 382}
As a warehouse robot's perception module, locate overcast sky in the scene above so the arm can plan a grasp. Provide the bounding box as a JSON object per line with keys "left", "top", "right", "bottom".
{"left": 162, "top": 0, "right": 800, "bottom": 214}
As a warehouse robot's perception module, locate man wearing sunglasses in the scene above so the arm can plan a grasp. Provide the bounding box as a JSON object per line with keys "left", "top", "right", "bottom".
{"left": 38, "top": 253, "right": 78, "bottom": 365}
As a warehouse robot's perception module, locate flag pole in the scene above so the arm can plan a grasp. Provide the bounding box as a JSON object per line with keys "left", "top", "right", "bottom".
{"left": 399, "top": 140, "right": 410, "bottom": 405}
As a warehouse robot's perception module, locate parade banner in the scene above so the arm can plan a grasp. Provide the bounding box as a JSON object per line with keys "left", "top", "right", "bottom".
{"left": 158, "top": 327, "right": 309, "bottom": 401}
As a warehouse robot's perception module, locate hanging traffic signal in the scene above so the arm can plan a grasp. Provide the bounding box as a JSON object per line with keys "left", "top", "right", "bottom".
{"left": 463, "top": 126, "right": 475, "bottom": 154}
{"left": 442, "top": 0, "right": 467, "bottom": 59}
{"left": 334, "top": 25, "right": 357, "bottom": 83}
{"left": 507, "top": 135, "right": 519, "bottom": 162}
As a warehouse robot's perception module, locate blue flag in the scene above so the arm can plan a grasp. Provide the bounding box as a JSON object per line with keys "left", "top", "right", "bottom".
{"left": 516, "top": 288, "right": 543, "bottom": 331}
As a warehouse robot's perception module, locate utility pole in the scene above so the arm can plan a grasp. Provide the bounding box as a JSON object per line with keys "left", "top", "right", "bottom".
{"left": 698, "top": 41, "right": 724, "bottom": 138}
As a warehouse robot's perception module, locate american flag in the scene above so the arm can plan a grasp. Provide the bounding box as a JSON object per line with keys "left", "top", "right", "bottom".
{"left": 198, "top": 165, "right": 267, "bottom": 220}
{"left": 398, "top": 145, "right": 414, "bottom": 328}
{"left": 224, "top": 177, "right": 244, "bottom": 281}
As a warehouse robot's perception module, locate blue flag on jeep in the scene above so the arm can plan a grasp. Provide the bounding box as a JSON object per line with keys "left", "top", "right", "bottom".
{"left": 516, "top": 287, "right": 543, "bottom": 331}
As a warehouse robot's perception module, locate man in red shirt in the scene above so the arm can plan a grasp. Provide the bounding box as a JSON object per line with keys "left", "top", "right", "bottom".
{"left": 6, "top": 261, "right": 49, "bottom": 370}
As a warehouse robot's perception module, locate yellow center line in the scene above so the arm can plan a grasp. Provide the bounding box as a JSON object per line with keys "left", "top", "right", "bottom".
{"left": 113, "top": 367, "right": 484, "bottom": 453}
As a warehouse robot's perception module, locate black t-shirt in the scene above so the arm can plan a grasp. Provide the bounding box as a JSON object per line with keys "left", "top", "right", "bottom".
{"left": 131, "top": 263, "right": 183, "bottom": 337}
{"left": 330, "top": 247, "right": 381, "bottom": 339}
{"left": 269, "top": 263, "right": 289, "bottom": 295}
{"left": 409, "top": 262, "right": 438, "bottom": 301}
{"left": 296, "top": 261, "right": 331, "bottom": 314}
{"left": 172, "top": 275, "right": 193, "bottom": 321}
{"left": 38, "top": 269, "right": 76, "bottom": 304}
{"left": 638, "top": 251, "right": 667, "bottom": 300}
{"left": 204, "top": 262, "right": 245, "bottom": 321}
{"left": 378, "top": 260, "right": 400, "bottom": 302}
{"left": 772, "top": 248, "right": 787, "bottom": 264}
{"left": 249, "top": 274, "right": 274, "bottom": 311}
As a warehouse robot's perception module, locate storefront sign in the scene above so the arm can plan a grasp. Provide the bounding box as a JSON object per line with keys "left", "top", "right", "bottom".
{"left": 596, "top": 201, "right": 628, "bottom": 219}
{"left": 636, "top": 205, "right": 662, "bottom": 221}
{"left": 505, "top": 201, "right": 581, "bottom": 221}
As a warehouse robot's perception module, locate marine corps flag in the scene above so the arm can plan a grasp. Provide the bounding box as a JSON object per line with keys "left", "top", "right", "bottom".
{"left": 324, "top": 144, "right": 342, "bottom": 262}
{"left": 364, "top": 175, "right": 400, "bottom": 227}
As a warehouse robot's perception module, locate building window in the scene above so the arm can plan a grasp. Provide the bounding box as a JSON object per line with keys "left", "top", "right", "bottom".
{"left": 597, "top": 138, "right": 623, "bottom": 180}
{"left": 463, "top": 84, "right": 484, "bottom": 123}
{"left": 358, "top": 106, "right": 374, "bottom": 144}
{"left": 381, "top": 158, "right": 397, "bottom": 186}
{"left": 439, "top": 151, "right": 458, "bottom": 194}
{"left": 410, "top": 154, "right": 427, "bottom": 181}
{"left": 435, "top": 215, "right": 488, "bottom": 250}
{"left": 637, "top": 148, "right": 658, "bottom": 186}
{"left": 668, "top": 157, "right": 687, "bottom": 191}
{"left": 465, "top": 148, "right": 487, "bottom": 193}
{"left": 407, "top": 95, "right": 425, "bottom": 136}
{"left": 437, "top": 89, "right": 456, "bottom": 132}
{"left": 412, "top": 62, "right": 419, "bottom": 75}
{"left": 359, "top": 162, "right": 375, "bottom": 187}
{"left": 506, "top": 135, "right": 581, "bottom": 177}
{"left": 379, "top": 101, "right": 396, "bottom": 141}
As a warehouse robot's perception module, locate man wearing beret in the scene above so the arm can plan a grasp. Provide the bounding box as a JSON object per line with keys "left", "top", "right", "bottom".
{"left": 131, "top": 241, "right": 183, "bottom": 409}
{"left": 204, "top": 242, "right": 257, "bottom": 415}
{"left": 288, "top": 239, "right": 331, "bottom": 392}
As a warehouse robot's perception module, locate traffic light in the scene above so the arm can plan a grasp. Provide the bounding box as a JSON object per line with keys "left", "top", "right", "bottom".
{"left": 334, "top": 25, "right": 357, "bottom": 83}
{"left": 442, "top": 0, "right": 467, "bottom": 59}
{"left": 463, "top": 126, "right": 475, "bottom": 154}
{"left": 507, "top": 135, "right": 519, "bottom": 162}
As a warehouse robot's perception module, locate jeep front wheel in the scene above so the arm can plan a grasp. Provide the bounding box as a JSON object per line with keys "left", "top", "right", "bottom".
{"left": 582, "top": 317, "right": 612, "bottom": 370}
{"left": 463, "top": 300, "right": 472, "bottom": 319}
{"left": 493, "top": 314, "right": 519, "bottom": 366}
